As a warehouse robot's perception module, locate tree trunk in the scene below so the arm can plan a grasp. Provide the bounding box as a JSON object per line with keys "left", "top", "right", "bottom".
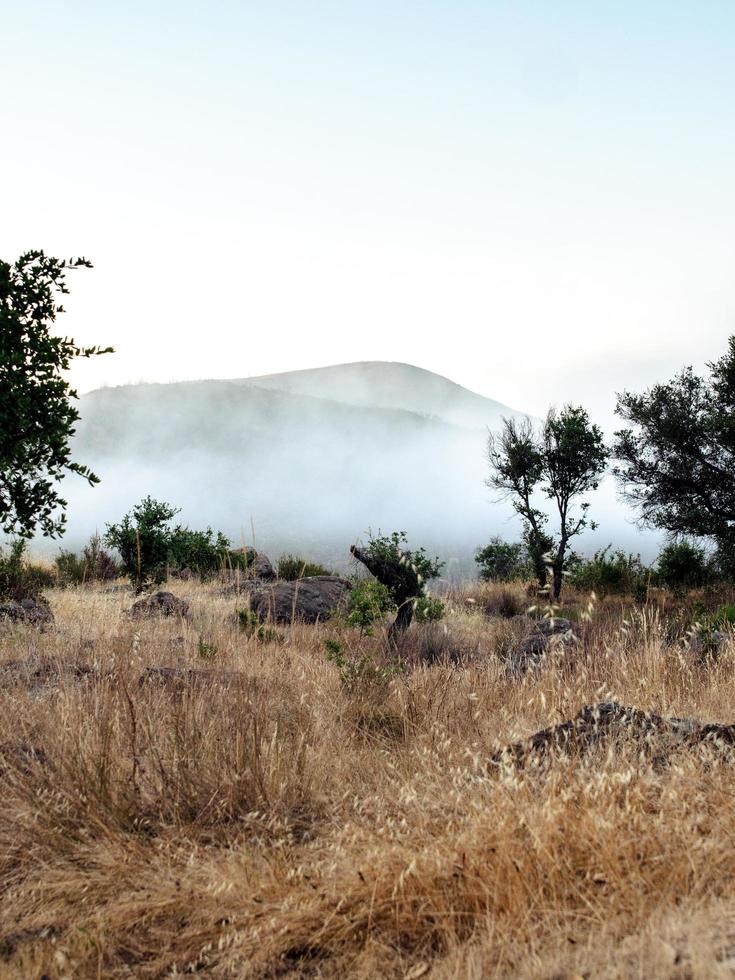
{"left": 350, "top": 544, "right": 420, "bottom": 644}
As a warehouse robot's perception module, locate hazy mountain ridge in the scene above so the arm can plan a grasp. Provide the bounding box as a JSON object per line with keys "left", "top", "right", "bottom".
{"left": 66, "top": 363, "right": 522, "bottom": 568}
{"left": 66, "top": 362, "right": 651, "bottom": 568}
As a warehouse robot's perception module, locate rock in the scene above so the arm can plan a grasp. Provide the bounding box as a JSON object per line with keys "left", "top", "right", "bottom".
{"left": 0, "top": 658, "right": 96, "bottom": 691}
{"left": 508, "top": 617, "right": 579, "bottom": 675}
{"left": 248, "top": 575, "right": 352, "bottom": 624}
{"left": 0, "top": 598, "right": 54, "bottom": 628}
{"left": 225, "top": 548, "right": 276, "bottom": 584}
{"left": 489, "top": 700, "right": 730, "bottom": 770}
{"left": 130, "top": 591, "right": 192, "bottom": 622}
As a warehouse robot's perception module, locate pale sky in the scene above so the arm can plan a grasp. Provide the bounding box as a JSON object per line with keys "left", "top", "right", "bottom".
{"left": 3, "top": 1, "right": 735, "bottom": 427}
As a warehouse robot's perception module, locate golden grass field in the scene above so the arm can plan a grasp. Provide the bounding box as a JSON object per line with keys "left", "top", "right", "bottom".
{"left": 3, "top": 579, "right": 735, "bottom": 978}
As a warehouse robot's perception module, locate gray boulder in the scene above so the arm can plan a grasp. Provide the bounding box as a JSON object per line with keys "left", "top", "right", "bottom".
{"left": 248, "top": 576, "right": 352, "bottom": 624}
{"left": 508, "top": 617, "right": 579, "bottom": 675}
{"left": 131, "top": 591, "right": 192, "bottom": 622}
{"left": 0, "top": 598, "right": 54, "bottom": 628}
{"left": 226, "top": 547, "right": 276, "bottom": 584}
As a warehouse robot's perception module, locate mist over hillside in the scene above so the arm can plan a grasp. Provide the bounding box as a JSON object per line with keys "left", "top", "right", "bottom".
{"left": 61, "top": 362, "right": 656, "bottom": 573}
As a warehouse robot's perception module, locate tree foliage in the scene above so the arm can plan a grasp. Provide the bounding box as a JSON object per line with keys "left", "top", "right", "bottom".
{"left": 487, "top": 407, "right": 608, "bottom": 599}
{"left": 474, "top": 537, "right": 528, "bottom": 582}
{"left": 0, "top": 251, "right": 112, "bottom": 537}
{"left": 350, "top": 531, "right": 444, "bottom": 641}
{"left": 105, "top": 497, "right": 181, "bottom": 593}
{"left": 613, "top": 337, "right": 735, "bottom": 552}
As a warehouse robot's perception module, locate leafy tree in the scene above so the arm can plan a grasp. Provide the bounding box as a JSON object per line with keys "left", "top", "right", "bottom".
{"left": 350, "top": 531, "right": 444, "bottom": 642}
{"left": 475, "top": 537, "right": 528, "bottom": 582}
{"left": 0, "top": 251, "right": 112, "bottom": 537}
{"left": 487, "top": 407, "right": 608, "bottom": 600}
{"left": 613, "top": 338, "right": 735, "bottom": 553}
{"left": 105, "top": 496, "right": 180, "bottom": 592}
{"left": 656, "top": 539, "right": 710, "bottom": 592}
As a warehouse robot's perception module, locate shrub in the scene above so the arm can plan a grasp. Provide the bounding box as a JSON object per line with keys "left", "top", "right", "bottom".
{"left": 656, "top": 540, "right": 710, "bottom": 591}
{"left": 346, "top": 579, "right": 395, "bottom": 636}
{"left": 569, "top": 546, "right": 649, "bottom": 597}
{"left": 236, "top": 608, "right": 284, "bottom": 644}
{"left": 277, "top": 554, "right": 332, "bottom": 580}
{"left": 105, "top": 496, "right": 180, "bottom": 593}
{"left": 0, "top": 539, "right": 55, "bottom": 600}
{"left": 168, "top": 527, "right": 231, "bottom": 579}
{"left": 413, "top": 594, "right": 445, "bottom": 623}
{"left": 475, "top": 538, "right": 528, "bottom": 581}
{"left": 56, "top": 533, "right": 120, "bottom": 586}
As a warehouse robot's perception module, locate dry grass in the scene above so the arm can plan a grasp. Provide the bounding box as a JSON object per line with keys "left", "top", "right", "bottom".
{"left": 2, "top": 580, "right": 735, "bottom": 977}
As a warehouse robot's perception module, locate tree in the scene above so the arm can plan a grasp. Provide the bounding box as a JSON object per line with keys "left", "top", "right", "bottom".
{"left": 0, "top": 251, "right": 112, "bottom": 537}
{"left": 487, "top": 407, "right": 608, "bottom": 600}
{"left": 105, "top": 496, "right": 181, "bottom": 593}
{"left": 613, "top": 338, "right": 735, "bottom": 555}
{"left": 474, "top": 537, "right": 527, "bottom": 582}
{"left": 350, "top": 531, "right": 444, "bottom": 643}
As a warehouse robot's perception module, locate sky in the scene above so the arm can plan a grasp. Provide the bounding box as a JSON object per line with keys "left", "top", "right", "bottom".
{"left": 3, "top": 1, "right": 735, "bottom": 428}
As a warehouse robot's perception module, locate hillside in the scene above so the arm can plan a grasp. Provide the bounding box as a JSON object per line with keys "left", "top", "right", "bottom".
{"left": 67, "top": 363, "right": 525, "bottom": 567}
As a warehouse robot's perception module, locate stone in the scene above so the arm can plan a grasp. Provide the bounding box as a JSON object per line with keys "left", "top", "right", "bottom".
{"left": 507, "top": 617, "right": 579, "bottom": 675}
{"left": 130, "top": 591, "right": 192, "bottom": 622}
{"left": 0, "top": 598, "right": 54, "bottom": 627}
{"left": 225, "top": 547, "right": 276, "bottom": 584}
{"left": 489, "top": 700, "right": 729, "bottom": 770}
{"left": 248, "top": 575, "right": 352, "bottom": 624}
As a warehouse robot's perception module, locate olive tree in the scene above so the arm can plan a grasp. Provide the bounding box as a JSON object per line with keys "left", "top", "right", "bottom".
{"left": 613, "top": 337, "right": 735, "bottom": 568}
{"left": 487, "top": 407, "right": 608, "bottom": 600}
{"left": 0, "top": 250, "right": 111, "bottom": 537}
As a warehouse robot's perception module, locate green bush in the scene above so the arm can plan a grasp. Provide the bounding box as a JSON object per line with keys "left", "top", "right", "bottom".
{"left": 347, "top": 579, "right": 395, "bottom": 635}
{"left": 168, "top": 527, "right": 231, "bottom": 579}
{"left": 236, "top": 608, "right": 284, "bottom": 644}
{"left": 475, "top": 538, "right": 528, "bottom": 582}
{"left": 656, "top": 540, "right": 710, "bottom": 591}
{"left": 413, "top": 594, "right": 445, "bottom": 623}
{"left": 277, "top": 554, "right": 332, "bottom": 580}
{"left": 0, "top": 539, "right": 55, "bottom": 600}
{"left": 105, "top": 496, "right": 180, "bottom": 593}
{"left": 568, "top": 546, "right": 649, "bottom": 597}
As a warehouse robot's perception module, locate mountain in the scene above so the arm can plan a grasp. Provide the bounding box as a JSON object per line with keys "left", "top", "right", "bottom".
{"left": 66, "top": 362, "right": 525, "bottom": 571}
{"left": 245, "top": 361, "right": 522, "bottom": 431}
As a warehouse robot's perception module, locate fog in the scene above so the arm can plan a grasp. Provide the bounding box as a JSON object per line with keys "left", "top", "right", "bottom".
{"left": 32, "top": 363, "right": 661, "bottom": 579}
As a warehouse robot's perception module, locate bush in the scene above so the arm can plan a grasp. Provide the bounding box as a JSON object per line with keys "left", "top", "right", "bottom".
{"left": 168, "top": 527, "right": 231, "bottom": 579}
{"left": 568, "top": 546, "right": 648, "bottom": 597}
{"left": 277, "top": 554, "right": 332, "bottom": 580}
{"left": 55, "top": 533, "right": 120, "bottom": 586}
{"left": 475, "top": 538, "right": 528, "bottom": 582}
{"left": 105, "top": 497, "right": 237, "bottom": 591}
{"left": 105, "top": 496, "right": 180, "bottom": 593}
{"left": 0, "top": 539, "right": 55, "bottom": 600}
{"left": 413, "top": 594, "right": 445, "bottom": 623}
{"left": 656, "top": 540, "right": 710, "bottom": 591}
{"left": 346, "top": 580, "right": 395, "bottom": 636}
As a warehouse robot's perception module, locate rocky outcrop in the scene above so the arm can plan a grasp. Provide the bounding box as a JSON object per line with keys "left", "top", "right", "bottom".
{"left": 0, "top": 658, "right": 96, "bottom": 691}
{"left": 131, "top": 591, "right": 192, "bottom": 622}
{"left": 490, "top": 700, "right": 735, "bottom": 769}
{"left": 507, "top": 617, "right": 580, "bottom": 675}
{"left": 248, "top": 576, "right": 352, "bottom": 624}
{"left": 0, "top": 598, "right": 54, "bottom": 628}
